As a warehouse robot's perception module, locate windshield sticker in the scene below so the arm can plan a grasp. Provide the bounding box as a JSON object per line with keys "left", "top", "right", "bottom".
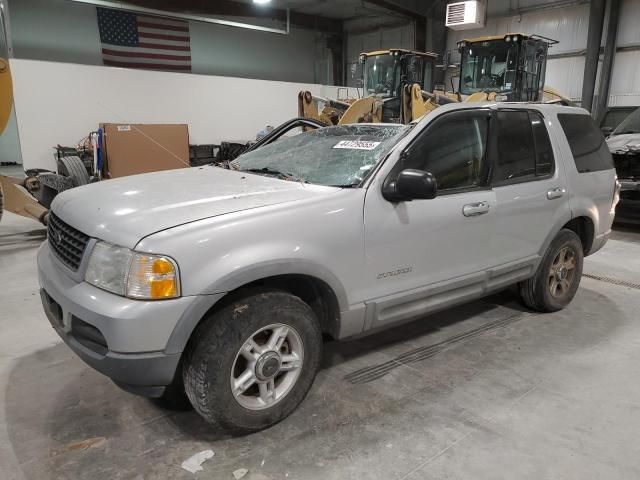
{"left": 333, "top": 140, "right": 381, "bottom": 150}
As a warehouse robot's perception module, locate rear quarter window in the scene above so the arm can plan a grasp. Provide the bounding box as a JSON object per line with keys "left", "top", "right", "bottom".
{"left": 557, "top": 113, "right": 614, "bottom": 173}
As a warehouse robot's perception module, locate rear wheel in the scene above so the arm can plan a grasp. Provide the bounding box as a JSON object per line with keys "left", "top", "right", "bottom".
{"left": 183, "top": 290, "right": 322, "bottom": 433}
{"left": 519, "top": 228, "right": 584, "bottom": 312}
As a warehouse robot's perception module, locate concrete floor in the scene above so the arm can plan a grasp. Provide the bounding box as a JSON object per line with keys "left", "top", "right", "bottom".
{"left": 1, "top": 209, "right": 640, "bottom": 480}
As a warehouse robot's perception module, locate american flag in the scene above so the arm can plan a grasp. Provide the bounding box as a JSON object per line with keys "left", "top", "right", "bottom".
{"left": 96, "top": 7, "right": 191, "bottom": 72}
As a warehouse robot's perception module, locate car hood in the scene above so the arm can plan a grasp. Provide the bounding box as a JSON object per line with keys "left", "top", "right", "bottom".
{"left": 51, "top": 166, "right": 338, "bottom": 248}
{"left": 606, "top": 133, "right": 640, "bottom": 154}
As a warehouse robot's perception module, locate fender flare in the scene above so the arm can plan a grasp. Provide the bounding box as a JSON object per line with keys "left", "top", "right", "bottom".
{"left": 164, "top": 259, "right": 349, "bottom": 355}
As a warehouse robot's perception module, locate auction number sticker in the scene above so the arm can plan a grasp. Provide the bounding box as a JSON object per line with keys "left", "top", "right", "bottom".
{"left": 333, "top": 140, "right": 381, "bottom": 150}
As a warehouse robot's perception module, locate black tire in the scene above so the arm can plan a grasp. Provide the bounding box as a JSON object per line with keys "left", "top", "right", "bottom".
{"left": 183, "top": 290, "right": 322, "bottom": 433}
{"left": 58, "top": 156, "right": 90, "bottom": 187}
{"left": 519, "top": 228, "right": 584, "bottom": 312}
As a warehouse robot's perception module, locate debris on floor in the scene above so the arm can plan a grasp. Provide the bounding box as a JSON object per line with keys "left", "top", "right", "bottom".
{"left": 50, "top": 436, "right": 106, "bottom": 457}
{"left": 233, "top": 468, "right": 249, "bottom": 479}
{"left": 181, "top": 450, "right": 214, "bottom": 473}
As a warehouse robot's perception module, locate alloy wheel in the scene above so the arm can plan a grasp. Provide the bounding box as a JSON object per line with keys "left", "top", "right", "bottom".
{"left": 230, "top": 324, "right": 304, "bottom": 410}
{"left": 548, "top": 246, "right": 577, "bottom": 298}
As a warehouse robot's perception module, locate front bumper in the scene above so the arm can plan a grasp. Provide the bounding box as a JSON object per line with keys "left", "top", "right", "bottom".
{"left": 37, "top": 242, "right": 197, "bottom": 396}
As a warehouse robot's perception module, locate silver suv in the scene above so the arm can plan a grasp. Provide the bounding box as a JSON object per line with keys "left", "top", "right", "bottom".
{"left": 38, "top": 103, "right": 618, "bottom": 433}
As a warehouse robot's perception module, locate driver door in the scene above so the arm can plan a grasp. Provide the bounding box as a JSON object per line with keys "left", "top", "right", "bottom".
{"left": 362, "top": 109, "right": 497, "bottom": 329}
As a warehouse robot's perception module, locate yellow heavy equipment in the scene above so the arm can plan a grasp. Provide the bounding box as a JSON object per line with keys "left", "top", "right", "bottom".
{"left": 0, "top": 55, "right": 50, "bottom": 224}
{"left": 299, "top": 48, "right": 440, "bottom": 125}
{"left": 298, "top": 34, "right": 570, "bottom": 126}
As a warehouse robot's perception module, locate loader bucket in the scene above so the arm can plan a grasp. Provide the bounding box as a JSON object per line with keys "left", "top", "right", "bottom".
{"left": 0, "top": 175, "right": 48, "bottom": 225}
{"left": 0, "top": 57, "right": 13, "bottom": 135}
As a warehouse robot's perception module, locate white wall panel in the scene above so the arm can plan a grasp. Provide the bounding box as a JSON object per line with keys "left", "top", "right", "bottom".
{"left": 345, "top": 24, "right": 415, "bottom": 86}
{"left": 608, "top": 50, "right": 640, "bottom": 106}
{"left": 545, "top": 56, "right": 585, "bottom": 100}
{"left": 10, "top": 59, "right": 336, "bottom": 170}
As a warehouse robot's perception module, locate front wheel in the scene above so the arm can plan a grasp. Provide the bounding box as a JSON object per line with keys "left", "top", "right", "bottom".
{"left": 183, "top": 290, "right": 322, "bottom": 433}
{"left": 519, "top": 228, "right": 584, "bottom": 312}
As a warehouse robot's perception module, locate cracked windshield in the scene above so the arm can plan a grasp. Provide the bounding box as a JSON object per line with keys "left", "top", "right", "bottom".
{"left": 231, "top": 125, "right": 409, "bottom": 187}
{"left": 612, "top": 107, "right": 640, "bottom": 135}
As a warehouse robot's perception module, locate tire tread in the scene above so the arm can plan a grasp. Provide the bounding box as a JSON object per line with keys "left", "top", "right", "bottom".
{"left": 519, "top": 228, "right": 584, "bottom": 313}
{"left": 183, "top": 289, "right": 322, "bottom": 433}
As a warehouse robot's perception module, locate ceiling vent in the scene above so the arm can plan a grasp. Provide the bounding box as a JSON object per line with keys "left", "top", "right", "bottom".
{"left": 446, "top": 1, "right": 486, "bottom": 30}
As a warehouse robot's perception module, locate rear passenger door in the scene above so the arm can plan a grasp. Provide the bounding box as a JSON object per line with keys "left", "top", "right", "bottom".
{"left": 489, "top": 109, "right": 571, "bottom": 265}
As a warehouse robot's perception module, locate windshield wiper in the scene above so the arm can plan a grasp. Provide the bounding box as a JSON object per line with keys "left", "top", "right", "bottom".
{"left": 616, "top": 130, "right": 640, "bottom": 135}
{"left": 241, "top": 167, "right": 295, "bottom": 179}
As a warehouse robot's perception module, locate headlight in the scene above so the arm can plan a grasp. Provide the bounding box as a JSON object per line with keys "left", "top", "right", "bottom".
{"left": 85, "top": 242, "right": 133, "bottom": 296}
{"left": 85, "top": 241, "right": 180, "bottom": 300}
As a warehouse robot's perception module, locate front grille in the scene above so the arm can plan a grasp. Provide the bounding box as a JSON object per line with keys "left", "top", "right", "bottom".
{"left": 48, "top": 212, "right": 90, "bottom": 271}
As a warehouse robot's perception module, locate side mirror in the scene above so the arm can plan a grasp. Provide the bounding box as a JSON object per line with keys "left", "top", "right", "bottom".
{"left": 601, "top": 126, "right": 613, "bottom": 137}
{"left": 383, "top": 169, "right": 437, "bottom": 202}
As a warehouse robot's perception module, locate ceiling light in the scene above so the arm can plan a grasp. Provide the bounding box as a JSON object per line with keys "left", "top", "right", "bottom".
{"left": 253, "top": 0, "right": 272, "bottom": 4}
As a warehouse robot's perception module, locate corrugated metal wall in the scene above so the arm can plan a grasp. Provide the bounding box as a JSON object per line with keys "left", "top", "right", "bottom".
{"left": 444, "top": 0, "right": 640, "bottom": 107}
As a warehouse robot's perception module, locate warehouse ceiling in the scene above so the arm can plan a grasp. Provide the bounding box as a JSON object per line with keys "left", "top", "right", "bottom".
{"left": 120, "top": 0, "right": 589, "bottom": 33}
{"left": 227, "top": 0, "right": 587, "bottom": 19}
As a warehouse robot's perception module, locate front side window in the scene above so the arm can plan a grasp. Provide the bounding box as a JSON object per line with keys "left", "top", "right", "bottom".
{"left": 396, "top": 110, "right": 490, "bottom": 191}
{"left": 611, "top": 107, "right": 640, "bottom": 136}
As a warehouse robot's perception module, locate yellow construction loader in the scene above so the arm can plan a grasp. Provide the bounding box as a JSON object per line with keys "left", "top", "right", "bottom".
{"left": 0, "top": 54, "right": 63, "bottom": 225}
{"left": 0, "top": 57, "right": 50, "bottom": 224}
{"left": 298, "top": 34, "right": 571, "bottom": 126}
{"left": 299, "top": 48, "right": 440, "bottom": 125}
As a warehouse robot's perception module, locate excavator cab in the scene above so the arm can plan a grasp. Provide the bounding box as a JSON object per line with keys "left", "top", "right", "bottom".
{"left": 360, "top": 49, "right": 438, "bottom": 122}
{"left": 456, "top": 34, "right": 557, "bottom": 102}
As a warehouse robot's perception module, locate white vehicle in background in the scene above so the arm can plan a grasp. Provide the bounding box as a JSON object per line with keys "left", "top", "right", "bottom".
{"left": 606, "top": 106, "right": 640, "bottom": 223}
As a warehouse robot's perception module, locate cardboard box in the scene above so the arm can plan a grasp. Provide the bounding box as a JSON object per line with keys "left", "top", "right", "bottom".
{"left": 101, "top": 123, "right": 189, "bottom": 178}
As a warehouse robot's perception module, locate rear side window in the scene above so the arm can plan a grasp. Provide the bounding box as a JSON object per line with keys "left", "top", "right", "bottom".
{"left": 492, "top": 110, "right": 555, "bottom": 185}
{"left": 557, "top": 113, "right": 613, "bottom": 173}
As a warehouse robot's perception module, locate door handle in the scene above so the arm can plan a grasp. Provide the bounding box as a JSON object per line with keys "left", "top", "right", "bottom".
{"left": 547, "top": 187, "right": 566, "bottom": 200}
{"left": 463, "top": 201, "right": 490, "bottom": 217}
